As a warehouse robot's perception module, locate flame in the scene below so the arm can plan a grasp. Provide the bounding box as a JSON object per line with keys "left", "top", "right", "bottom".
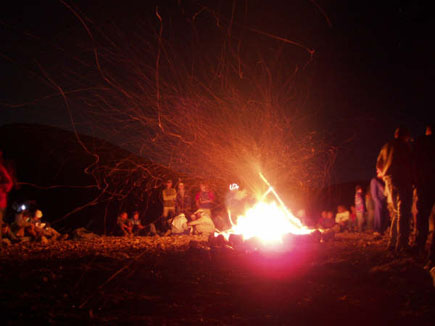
{"left": 218, "top": 173, "right": 312, "bottom": 245}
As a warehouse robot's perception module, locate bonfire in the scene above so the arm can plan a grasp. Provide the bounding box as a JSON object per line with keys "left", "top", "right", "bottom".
{"left": 217, "top": 173, "right": 313, "bottom": 247}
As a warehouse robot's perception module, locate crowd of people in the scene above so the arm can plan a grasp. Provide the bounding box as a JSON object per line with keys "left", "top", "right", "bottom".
{"left": 116, "top": 180, "right": 217, "bottom": 238}
{"left": 1, "top": 124, "right": 434, "bottom": 275}
{"left": 0, "top": 202, "right": 68, "bottom": 245}
{"left": 317, "top": 124, "right": 435, "bottom": 271}
{"left": 317, "top": 182, "right": 389, "bottom": 235}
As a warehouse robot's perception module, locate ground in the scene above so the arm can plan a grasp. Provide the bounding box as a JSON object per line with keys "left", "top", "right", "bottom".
{"left": 1, "top": 232, "right": 434, "bottom": 325}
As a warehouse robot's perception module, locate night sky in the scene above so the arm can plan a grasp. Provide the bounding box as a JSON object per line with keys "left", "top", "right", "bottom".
{"left": 1, "top": 0, "right": 433, "bottom": 185}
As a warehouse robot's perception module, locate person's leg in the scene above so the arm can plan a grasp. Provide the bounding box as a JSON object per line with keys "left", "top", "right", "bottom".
{"left": 121, "top": 225, "right": 129, "bottom": 236}
{"left": 427, "top": 217, "right": 435, "bottom": 269}
{"left": 385, "top": 178, "right": 398, "bottom": 249}
{"left": 15, "top": 227, "right": 24, "bottom": 238}
{"left": 4, "top": 225, "right": 17, "bottom": 241}
{"left": 356, "top": 212, "right": 364, "bottom": 232}
{"left": 373, "top": 200, "right": 381, "bottom": 233}
{"left": 162, "top": 207, "right": 172, "bottom": 233}
{"left": 164, "top": 208, "right": 175, "bottom": 235}
{"left": 397, "top": 184, "right": 412, "bottom": 251}
{"left": 415, "top": 185, "right": 432, "bottom": 252}
{"left": 381, "top": 200, "right": 389, "bottom": 234}
{"left": 149, "top": 223, "right": 157, "bottom": 235}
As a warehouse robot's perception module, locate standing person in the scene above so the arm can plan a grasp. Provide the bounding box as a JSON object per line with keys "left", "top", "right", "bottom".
{"left": 195, "top": 182, "right": 215, "bottom": 217}
{"left": 0, "top": 151, "right": 13, "bottom": 246}
{"left": 355, "top": 185, "right": 366, "bottom": 232}
{"left": 175, "top": 182, "right": 192, "bottom": 216}
{"left": 161, "top": 179, "right": 177, "bottom": 231}
{"left": 413, "top": 124, "right": 435, "bottom": 263}
{"left": 370, "top": 174, "right": 387, "bottom": 235}
{"left": 376, "top": 126, "right": 413, "bottom": 253}
{"left": 365, "top": 187, "right": 375, "bottom": 232}
{"left": 349, "top": 205, "right": 357, "bottom": 231}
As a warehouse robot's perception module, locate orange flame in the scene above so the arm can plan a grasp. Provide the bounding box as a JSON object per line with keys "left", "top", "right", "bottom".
{"left": 218, "top": 173, "right": 312, "bottom": 245}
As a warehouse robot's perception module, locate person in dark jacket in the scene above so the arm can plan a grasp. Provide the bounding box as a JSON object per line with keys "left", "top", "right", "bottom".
{"left": 175, "top": 182, "right": 192, "bottom": 216}
{"left": 376, "top": 126, "right": 413, "bottom": 253}
{"left": 413, "top": 124, "right": 435, "bottom": 266}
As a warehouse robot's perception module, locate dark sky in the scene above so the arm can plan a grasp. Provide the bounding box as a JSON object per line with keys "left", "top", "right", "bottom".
{"left": 1, "top": 0, "right": 433, "bottom": 184}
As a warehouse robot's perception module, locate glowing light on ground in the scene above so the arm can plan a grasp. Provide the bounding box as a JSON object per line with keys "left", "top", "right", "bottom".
{"left": 218, "top": 173, "right": 313, "bottom": 245}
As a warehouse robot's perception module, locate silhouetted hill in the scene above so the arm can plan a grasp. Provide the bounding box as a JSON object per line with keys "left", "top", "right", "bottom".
{"left": 0, "top": 123, "right": 179, "bottom": 233}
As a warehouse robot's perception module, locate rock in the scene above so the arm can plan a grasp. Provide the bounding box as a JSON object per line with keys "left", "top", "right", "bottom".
{"left": 72, "top": 228, "right": 99, "bottom": 240}
{"left": 321, "top": 229, "right": 335, "bottom": 242}
{"left": 228, "top": 234, "right": 243, "bottom": 248}
{"left": 209, "top": 234, "right": 228, "bottom": 247}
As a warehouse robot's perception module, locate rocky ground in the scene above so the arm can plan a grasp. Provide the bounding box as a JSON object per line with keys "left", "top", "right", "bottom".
{"left": 1, "top": 232, "right": 434, "bottom": 325}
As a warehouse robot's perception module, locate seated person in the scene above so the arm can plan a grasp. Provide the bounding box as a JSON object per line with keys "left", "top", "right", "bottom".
{"left": 130, "top": 211, "right": 145, "bottom": 235}
{"left": 31, "top": 210, "right": 66, "bottom": 241}
{"left": 1, "top": 222, "right": 18, "bottom": 243}
{"left": 117, "top": 211, "right": 133, "bottom": 236}
{"left": 171, "top": 213, "right": 189, "bottom": 235}
{"left": 13, "top": 210, "right": 41, "bottom": 240}
{"left": 188, "top": 209, "right": 215, "bottom": 236}
{"left": 318, "top": 210, "right": 335, "bottom": 229}
{"left": 335, "top": 205, "right": 350, "bottom": 231}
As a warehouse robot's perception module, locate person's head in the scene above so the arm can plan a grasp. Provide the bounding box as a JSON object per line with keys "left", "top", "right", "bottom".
{"left": 326, "top": 211, "right": 334, "bottom": 219}
{"left": 200, "top": 182, "right": 208, "bottom": 192}
{"left": 166, "top": 179, "right": 173, "bottom": 189}
{"left": 132, "top": 211, "right": 139, "bottom": 219}
{"left": 120, "top": 211, "right": 128, "bottom": 219}
{"left": 178, "top": 182, "right": 185, "bottom": 191}
{"left": 321, "top": 211, "right": 327, "bottom": 219}
{"left": 337, "top": 205, "right": 347, "bottom": 213}
{"left": 394, "top": 125, "right": 410, "bottom": 142}
{"left": 34, "top": 210, "right": 43, "bottom": 220}
{"left": 355, "top": 185, "right": 362, "bottom": 193}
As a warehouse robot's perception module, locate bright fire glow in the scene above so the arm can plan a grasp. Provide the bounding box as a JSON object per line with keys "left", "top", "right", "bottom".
{"left": 218, "top": 173, "right": 313, "bottom": 245}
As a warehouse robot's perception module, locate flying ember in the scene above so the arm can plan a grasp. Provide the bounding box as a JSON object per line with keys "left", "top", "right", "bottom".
{"left": 218, "top": 173, "right": 313, "bottom": 245}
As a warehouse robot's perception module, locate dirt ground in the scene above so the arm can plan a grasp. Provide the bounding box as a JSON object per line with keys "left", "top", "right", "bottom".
{"left": 1, "top": 232, "right": 434, "bottom": 325}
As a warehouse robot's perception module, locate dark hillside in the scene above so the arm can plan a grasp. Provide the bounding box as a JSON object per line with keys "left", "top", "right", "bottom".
{"left": 0, "top": 124, "right": 176, "bottom": 233}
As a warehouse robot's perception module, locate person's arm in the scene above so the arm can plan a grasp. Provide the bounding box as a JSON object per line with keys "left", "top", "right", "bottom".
{"left": 376, "top": 144, "right": 389, "bottom": 178}
{"left": 0, "top": 165, "right": 13, "bottom": 192}
{"left": 188, "top": 217, "right": 203, "bottom": 226}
